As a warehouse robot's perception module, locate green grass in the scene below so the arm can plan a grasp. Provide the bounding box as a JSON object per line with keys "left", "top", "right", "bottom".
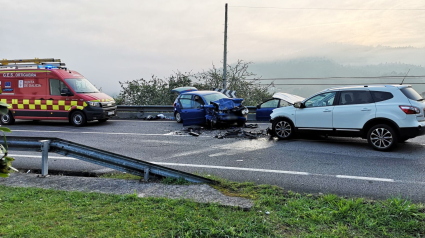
{"left": 1, "top": 177, "right": 424, "bottom": 237}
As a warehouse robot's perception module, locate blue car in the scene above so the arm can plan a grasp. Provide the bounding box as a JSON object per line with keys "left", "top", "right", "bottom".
{"left": 172, "top": 87, "right": 248, "bottom": 127}
{"left": 256, "top": 93, "right": 305, "bottom": 121}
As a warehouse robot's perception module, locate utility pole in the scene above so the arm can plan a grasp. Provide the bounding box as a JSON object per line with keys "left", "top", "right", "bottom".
{"left": 222, "top": 3, "right": 228, "bottom": 89}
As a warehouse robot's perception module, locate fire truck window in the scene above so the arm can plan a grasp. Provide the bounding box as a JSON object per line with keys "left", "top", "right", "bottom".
{"left": 49, "top": 79, "right": 68, "bottom": 96}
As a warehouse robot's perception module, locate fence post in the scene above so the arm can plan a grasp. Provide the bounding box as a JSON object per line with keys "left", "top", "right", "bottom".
{"left": 40, "top": 140, "right": 50, "bottom": 177}
{"left": 144, "top": 168, "right": 150, "bottom": 181}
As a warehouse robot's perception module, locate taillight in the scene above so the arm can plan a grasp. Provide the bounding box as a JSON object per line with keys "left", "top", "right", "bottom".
{"left": 399, "top": 105, "right": 420, "bottom": 114}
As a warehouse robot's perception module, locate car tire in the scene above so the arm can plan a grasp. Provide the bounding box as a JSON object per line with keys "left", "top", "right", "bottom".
{"left": 175, "top": 112, "right": 182, "bottom": 123}
{"left": 70, "top": 111, "right": 87, "bottom": 127}
{"left": 98, "top": 119, "right": 108, "bottom": 123}
{"left": 272, "top": 118, "right": 295, "bottom": 140}
{"left": 0, "top": 111, "right": 15, "bottom": 125}
{"left": 367, "top": 124, "right": 398, "bottom": 151}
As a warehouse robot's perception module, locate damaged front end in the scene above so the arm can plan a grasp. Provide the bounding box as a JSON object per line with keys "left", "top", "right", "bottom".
{"left": 204, "top": 98, "right": 248, "bottom": 127}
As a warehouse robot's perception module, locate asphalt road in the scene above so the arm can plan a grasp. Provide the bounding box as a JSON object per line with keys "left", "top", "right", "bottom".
{"left": 5, "top": 119, "right": 425, "bottom": 202}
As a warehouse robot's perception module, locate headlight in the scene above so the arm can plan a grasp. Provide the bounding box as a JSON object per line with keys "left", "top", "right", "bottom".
{"left": 242, "top": 108, "right": 249, "bottom": 115}
{"left": 88, "top": 101, "right": 100, "bottom": 107}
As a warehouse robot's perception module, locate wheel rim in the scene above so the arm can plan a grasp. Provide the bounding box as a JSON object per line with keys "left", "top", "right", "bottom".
{"left": 73, "top": 114, "right": 83, "bottom": 125}
{"left": 176, "top": 113, "right": 181, "bottom": 122}
{"left": 1, "top": 114, "right": 10, "bottom": 123}
{"left": 370, "top": 128, "right": 393, "bottom": 149}
{"left": 275, "top": 121, "right": 291, "bottom": 138}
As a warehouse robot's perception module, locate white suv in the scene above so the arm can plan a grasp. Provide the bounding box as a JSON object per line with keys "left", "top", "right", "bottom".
{"left": 270, "top": 85, "right": 425, "bottom": 151}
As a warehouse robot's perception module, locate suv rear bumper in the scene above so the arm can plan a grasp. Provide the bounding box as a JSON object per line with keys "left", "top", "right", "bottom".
{"left": 399, "top": 126, "right": 425, "bottom": 139}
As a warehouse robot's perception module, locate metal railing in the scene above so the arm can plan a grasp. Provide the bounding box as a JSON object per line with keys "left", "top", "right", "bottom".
{"left": 117, "top": 105, "right": 257, "bottom": 113}
{"left": 3, "top": 136, "right": 214, "bottom": 184}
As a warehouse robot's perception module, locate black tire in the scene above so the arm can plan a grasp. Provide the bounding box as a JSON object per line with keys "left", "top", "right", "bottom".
{"left": 70, "top": 111, "right": 87, "bottom": 127}
{"left": 272, "top": 118, "right": 295, "bottom": 140}
{"left": 175, "top": 112, "right": 183, "bottom": 123}
{"left": 0, "top": 111, "right": 15, "bottom": 125}
{"left": 98, "top": 119, "right": 108, "bottom": 123}
{"left": 367, "top": 124, "right": 398, "bottom": 151}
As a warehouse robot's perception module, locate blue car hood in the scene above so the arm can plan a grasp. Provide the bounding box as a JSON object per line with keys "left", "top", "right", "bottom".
{"left": 210, "top": 98, "right": 244, "bottom": 110}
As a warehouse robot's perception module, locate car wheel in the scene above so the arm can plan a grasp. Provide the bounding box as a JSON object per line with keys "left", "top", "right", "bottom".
{"left": 70, "top": 111, "right": 87, "bottom": 127}
{"left": 98, "top": 119, "right": 108, "bottom": 123}
{"left": 175, "top": 112, "right": 182, "bottom": 123}
{"left": 272, "top": 118, "right": 294, "bottom": 139}
{"left": 0, "top": 111, "right": 15, "bottom": 125}
{"left": 367, "top": 124, "right": 398, "bottom": 151}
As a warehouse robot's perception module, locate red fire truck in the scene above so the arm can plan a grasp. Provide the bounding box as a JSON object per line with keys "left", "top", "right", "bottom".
{"left": 0, "top": 58, "right": 116, "bottom": 126}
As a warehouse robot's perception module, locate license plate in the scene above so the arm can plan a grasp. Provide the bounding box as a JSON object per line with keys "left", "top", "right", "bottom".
{"left": 108, "top": 111, "right": 115, "bottom": 115}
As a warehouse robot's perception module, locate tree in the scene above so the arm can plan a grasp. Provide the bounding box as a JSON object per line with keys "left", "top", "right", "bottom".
{"left": 115, "top": 60, "right": 272, "bottom": 106}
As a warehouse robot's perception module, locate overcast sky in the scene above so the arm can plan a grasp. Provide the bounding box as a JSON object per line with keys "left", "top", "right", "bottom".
{"left": 1, "top": 0, "right": 424, "bottom": 95}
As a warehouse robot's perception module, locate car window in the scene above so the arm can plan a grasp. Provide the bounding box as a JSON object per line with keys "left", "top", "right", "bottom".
{"left": 304, "top": 92, "right": 336, "bottom": 108}
{"left": 49, "top": 79, "right": 69, "bottom": 96}
{"left": 400, "top": 87, "right": 422, "bottom": 101}
{"left": 194, "top": 95, "right": 205, "bottom": 106}
{"left": 179, "top": 94, "right": 192, "bottom": 109}
{"left": 370, "top": 91, "right": 394, "bottom": 102}
{"left": 260, "top": 99, "right": 279, "bottom": 108}
{"left": 339, "top": 91, "right": 374, "bottom": 105}
{"left": 203, "top": 93, "right": 228, "bottom": 104}
{"left": 279, "top": 100, "right": 291, "bottom": 108}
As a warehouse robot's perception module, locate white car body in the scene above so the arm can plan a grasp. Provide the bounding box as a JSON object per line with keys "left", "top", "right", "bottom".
{"left": 270, "top": 85, "right": 425, "bottom": 150}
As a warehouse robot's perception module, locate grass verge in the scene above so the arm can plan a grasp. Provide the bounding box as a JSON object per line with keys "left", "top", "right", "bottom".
{"left": 0, "top": 177, "right": 424, "bottom": 237}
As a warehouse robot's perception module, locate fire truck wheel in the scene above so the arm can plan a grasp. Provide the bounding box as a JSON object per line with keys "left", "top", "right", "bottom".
{"left": 0, "top": 111, "right": 15, "bottom": 125}
{"left": 70, "top": 111, "right": 87, "bottom": 127}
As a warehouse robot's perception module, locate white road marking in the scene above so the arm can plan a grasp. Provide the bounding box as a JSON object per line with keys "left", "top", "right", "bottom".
{"left": 10, "top": 154, "right": 400, "bottom": 183}
{"left": 335, "top": 175, "right": 395, "bottom": 182}
{"left": 152, "top": 162, "right": 310, "bottom": 175}
{"left": 10, "top": 129, "right": 210, "bottom": 137}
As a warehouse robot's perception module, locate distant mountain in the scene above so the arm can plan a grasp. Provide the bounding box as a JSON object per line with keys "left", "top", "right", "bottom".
{"left": 245, "top": 44, "right": 425, "bottom": 97}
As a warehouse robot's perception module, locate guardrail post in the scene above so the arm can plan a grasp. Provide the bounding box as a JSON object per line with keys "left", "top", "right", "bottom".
{"left": 144, "top": 168, "right": 150, "bottom": 181}
{"left": 40, "top": 140, "right": 50, "bottom": 177}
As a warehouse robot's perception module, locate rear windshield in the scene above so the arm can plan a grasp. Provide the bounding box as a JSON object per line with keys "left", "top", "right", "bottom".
{"left": 400, "top": 87, "right": 422, "bottom": 101}
{"left": 203, "top": 93, "right": 228, "bottom": 104}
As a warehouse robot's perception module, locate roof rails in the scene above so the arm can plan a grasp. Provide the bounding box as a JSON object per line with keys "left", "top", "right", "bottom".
{"left": 0, "top": 58, "right": 67, "bottom": 70}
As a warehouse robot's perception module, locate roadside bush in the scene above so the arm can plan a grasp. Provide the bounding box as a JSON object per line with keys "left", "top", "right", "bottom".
{"left": 115, "top": 60, "right": 272, "bottom": 106}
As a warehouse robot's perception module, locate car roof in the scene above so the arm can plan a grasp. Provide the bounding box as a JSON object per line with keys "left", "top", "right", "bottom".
{"left": 323, "top": 84, "right": 411, "bottom": 92}
{"left": 182, "top": 91, "right": 224, "bottom": 96}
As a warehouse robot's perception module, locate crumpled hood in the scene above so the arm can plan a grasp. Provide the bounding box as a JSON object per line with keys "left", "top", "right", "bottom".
{"left": 272, "top": 93, "right": 305, "bottom": 104}
{"left": 79, "top": 93, "right": 114, "bottom": 102}
{"left": 211, "top": 98, "right": 243, "bottom": 110}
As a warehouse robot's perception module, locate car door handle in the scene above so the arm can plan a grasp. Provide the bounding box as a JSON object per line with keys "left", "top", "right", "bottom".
{"left": 361, "top": 108, "right": 371, "bottom": 111}
{"left": 323, "top": 109, "right": 332, "bottom": 112}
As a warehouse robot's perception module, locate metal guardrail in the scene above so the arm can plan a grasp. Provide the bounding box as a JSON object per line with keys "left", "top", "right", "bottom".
{"left": 117, "top": 105, "right": 257, "bottom": 113}
{"left": 3, "top": 136, "right": 215, "bottom": 184}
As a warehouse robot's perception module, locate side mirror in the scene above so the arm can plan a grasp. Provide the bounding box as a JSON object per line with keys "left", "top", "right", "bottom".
{"left": 61, "top": 88, "right": 73, "bottom": 96}
{"left": 256, "top": 104, "right": 261, "bottom": 109}
{"left": 293, "top": 101, "right": 304, "bottom": 108}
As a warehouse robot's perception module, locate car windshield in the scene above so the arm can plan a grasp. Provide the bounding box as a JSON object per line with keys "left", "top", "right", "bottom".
{"left": 203, "top": 93, "right": 228, "bottom": 104}
{"left": 64, "top": 78, "right": 99, "bottom": 93}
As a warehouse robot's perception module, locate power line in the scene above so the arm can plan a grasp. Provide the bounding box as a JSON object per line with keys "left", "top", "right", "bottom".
{"left": 260, "top": 83, "right": 425, "bottom": 86}
{"left": 244, "top": 76, "right": 425, "bottom": 81}
{"left": 230, "top": 6, "right": 425, "bottom": 11}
